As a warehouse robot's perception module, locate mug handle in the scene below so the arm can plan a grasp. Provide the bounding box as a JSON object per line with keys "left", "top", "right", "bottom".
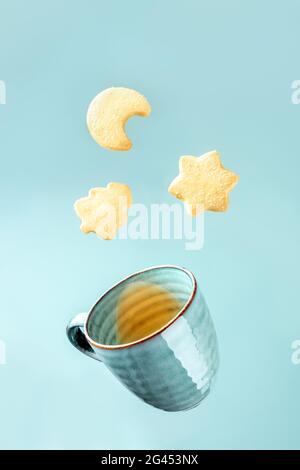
{"left": 66, "top": 312, "right": 102, "bottom": 362}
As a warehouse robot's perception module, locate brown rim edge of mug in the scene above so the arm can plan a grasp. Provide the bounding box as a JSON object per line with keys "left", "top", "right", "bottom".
{"left": 84, "top": 265, "right": 197, "bottom": 351}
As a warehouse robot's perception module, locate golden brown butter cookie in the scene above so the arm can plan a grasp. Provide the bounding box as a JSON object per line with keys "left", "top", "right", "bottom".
{"left": 87, "top": 87, "right": 151, "bottom": 151}
{"left": 168, "top": 150, "right": 239, "bottom": 215}
{"left": 74, "top": 182, "right": 132, "bottom": 240}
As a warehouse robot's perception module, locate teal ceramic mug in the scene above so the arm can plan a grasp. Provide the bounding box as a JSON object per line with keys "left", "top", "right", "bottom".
{"left": 67, "top": 265, "right": 219, "bottom": 412}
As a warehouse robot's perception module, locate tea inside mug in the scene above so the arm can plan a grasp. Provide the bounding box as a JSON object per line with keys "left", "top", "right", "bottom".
{"left": 87, "top": 267, "right": 194, "bottom": 346}
{"left": 116, "top": 282, "right": 182, "bottom": 344}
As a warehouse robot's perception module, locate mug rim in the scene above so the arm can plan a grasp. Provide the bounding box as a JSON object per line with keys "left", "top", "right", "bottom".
{"left": 84, "top": 264, "right": 197, "bottom": 351}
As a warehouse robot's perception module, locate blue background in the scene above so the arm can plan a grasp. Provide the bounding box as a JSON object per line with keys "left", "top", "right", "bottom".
{"left": 1, "top": 0, "right": 299, "bottom": 450}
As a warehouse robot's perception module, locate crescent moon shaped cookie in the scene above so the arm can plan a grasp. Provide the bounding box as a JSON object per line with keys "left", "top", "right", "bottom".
{"left": 87, "top": 87, "right": 151, "bottom": 151}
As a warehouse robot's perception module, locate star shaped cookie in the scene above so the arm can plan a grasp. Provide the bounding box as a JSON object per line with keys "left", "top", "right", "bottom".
{"left": 168, "top": 150, "right": 239, "bottom": 215}
{"left": 74, "top": 182, "right": 132, "bottom": 240}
